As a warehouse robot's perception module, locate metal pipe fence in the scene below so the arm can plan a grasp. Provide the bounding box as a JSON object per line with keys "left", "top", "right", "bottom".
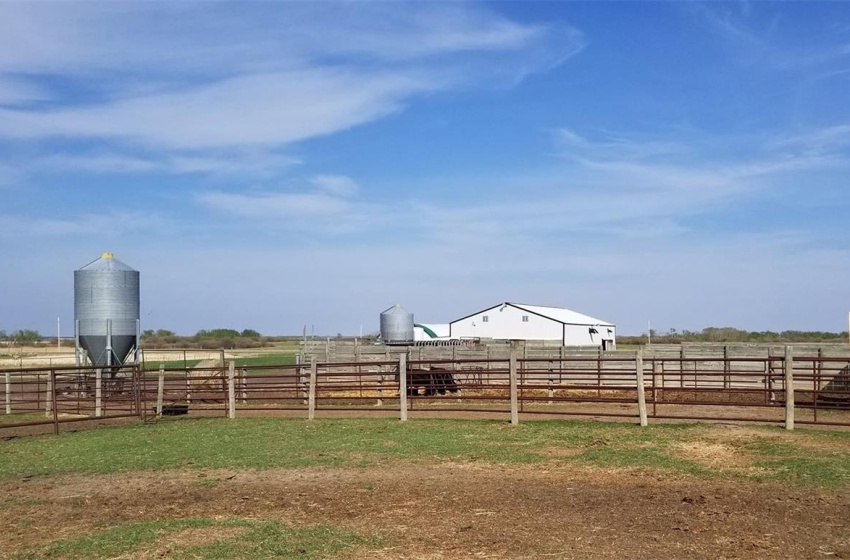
{"left": 0, "top": 364, "right": 140, "bottom": 434}
{"left": 2, "top": 350, "right": 849, "bottom": 434}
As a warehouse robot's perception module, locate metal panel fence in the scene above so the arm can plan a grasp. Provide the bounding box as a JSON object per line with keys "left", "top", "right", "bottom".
{"left": 0, "top": 364, "right": 140, "bottom": 434}
{"left": 2, "top": 349, "right": 849, "bottom": 434}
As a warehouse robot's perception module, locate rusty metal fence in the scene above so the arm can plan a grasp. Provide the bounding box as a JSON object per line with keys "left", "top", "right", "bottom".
{"left": 2, "top": 349, "right": 849, "bottom": 434}
{"left": 0, "top": 364, "right": 141, "bottom": 434}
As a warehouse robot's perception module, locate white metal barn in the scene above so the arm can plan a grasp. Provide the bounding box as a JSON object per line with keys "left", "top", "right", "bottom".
{"left": 449, "top": 302, "right": 616, "bottom": 349}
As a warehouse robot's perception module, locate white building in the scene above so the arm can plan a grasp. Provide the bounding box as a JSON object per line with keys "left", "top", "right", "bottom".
{"left": 449, "top": 302, "right": 616, "bottom": 349}
{"left": 413, "top": 323, "right": 451, "bottom": 342}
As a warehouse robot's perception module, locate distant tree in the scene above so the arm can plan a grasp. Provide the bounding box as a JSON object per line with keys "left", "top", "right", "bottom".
{"left": 11, "top": 329, "right": 40, "bottom": 343}
{"left": 240, "top": 329, "right": 261, "bottom": 338}
{"left": 196, "top": 329, "right": 240, "bottom": 339}
{"left": 156, "top": 329, "right": 175, "bottom": 337}
{"left": 0, "top": 329, "right": 6, "bottom": 340}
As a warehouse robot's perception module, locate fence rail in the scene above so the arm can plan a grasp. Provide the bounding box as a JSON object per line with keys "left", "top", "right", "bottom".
{"left": 2, "top": 348, "right": 849, "bottom": 434}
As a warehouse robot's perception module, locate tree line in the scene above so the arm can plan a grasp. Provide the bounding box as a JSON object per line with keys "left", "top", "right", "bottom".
{"left": 2, "top": 326, "right": 847, "bottom": 347}
{"left": 0, "top": 329, "right": 42, "bottom": 344}
{"left": 140, "top": 328, "right": 269, "bottom": 349}
{"left": 617, "top": 327, "right": 849, "bottom": 345}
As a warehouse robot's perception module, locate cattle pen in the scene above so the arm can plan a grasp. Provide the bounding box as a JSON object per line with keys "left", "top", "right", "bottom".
{"left": 2, "top": 344, "right": 850, "bottom": 435}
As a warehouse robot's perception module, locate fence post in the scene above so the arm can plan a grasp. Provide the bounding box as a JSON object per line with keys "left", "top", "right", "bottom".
{"left": 723, "top": 345, "right": 730, "bottom": 389}
{"left": 185, "top": 367, "right": 192, "bottom": 409}
{"left": 296, "top": 354, "right": 308, "bottom": 404}
{"left": 228, "top": 361, "right": 236, "bottom": 419}
{"left": 45, "top": 371, "right": 54, "bottom": 418}
{"left": 509, "top": 352, "right": 519, "bottom": 426}
{"left": 376, "top": 375, "right": 383, "bottom": 407}
{"left": 50, "top": 370, "right": 59, "bottom": 435}
{"left": 156, "top": 364, "right": 165, "bottom": 418}
{"left": 636, "top": 349, "right": 648, "bottom": 427}
{"left": 95, "top": 368, "right": 103, "bottom": 418}
{"left": 308, "top": 358, "right": 317, "bottom": 420}
{"left": 785, "top": 345, "right": 794, "bottom": 431}
{"left": 5, "top": 371, "right": 10, "bottom": 415}
{"left": 399, "top": 354, "right": 408, "bottom": 422}
{"left": 240, "top": 368, "right": 248, "bottom": 405}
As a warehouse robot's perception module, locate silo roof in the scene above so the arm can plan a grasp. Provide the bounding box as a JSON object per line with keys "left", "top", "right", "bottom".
{"left": 77, "top": 253, "right": 137, "bottom": 272}
{"left": 381, "top": 304, "right": 410, "bottom": 315}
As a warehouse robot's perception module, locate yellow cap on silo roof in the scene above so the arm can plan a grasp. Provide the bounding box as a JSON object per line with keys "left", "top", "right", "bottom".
{"left": 101, "top": 252, "right": 113, "bottom": 259}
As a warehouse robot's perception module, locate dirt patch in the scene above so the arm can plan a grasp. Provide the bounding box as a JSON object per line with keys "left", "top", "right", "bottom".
{"left": 130, "top": 526, "right": 248, "bottom": 559}
{"left": 697, "top": 423, "right": 850, "bottom": 454}
{"left": 676, "top": 441, "right": 751, "bottom": 469}
{"left": 3, "top": 463, "right": 850, "bottom": 559}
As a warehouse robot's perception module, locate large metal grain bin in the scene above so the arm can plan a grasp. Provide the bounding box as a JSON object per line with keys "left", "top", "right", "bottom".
{"left": 74, "top": 253, "right": 140, "bottom": 367}
{"left": 380, "top": 304, "right": 414, "bottom": 344}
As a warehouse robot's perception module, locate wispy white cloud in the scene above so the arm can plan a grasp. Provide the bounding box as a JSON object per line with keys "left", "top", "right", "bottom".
{"left": 0, "top": 77, "right": 51, "bottom": 106}
{"left": 0, "top": 3, "right": 582, "bottom": 149}
{"left": 197, "top": 175, "right": 379, "bottom": 234}
{"left": 690, "top": 2, "right": 850, "bottom": 73}
{"left": 557, "top": 128, "right": 689, "bottom": 162}
{"left": 0, "top": 3, "right": 574, "bottom": 74}
{"left": 768, "top": 124, "right": 850, "bottom": 155}
{"left": 310, "top": 175, "right": 359, "bottom": 198}
{"left": 40, "top": 150, "right": 299, "bottom": 177}
{"left": 0, "top": 211, "right": 164, "bottom": 237}
{"left": 0, "top": 69, "right": 429, "bottom": 149}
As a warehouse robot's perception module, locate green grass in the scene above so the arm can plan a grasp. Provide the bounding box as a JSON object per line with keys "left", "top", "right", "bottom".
{"left": 234, "top": 353, "right": 297, "bottom": 367}
{"left": 742, "top": 431, "right": 850, "bottom": 486}
{"left": 140, "top": 353, "right": 297, "bottom": 371}
{"left": 143, "top": 359, "right": 202, "bottom": 371}
{"left": 0, "top": 412, "right": 50, "bottom": 425}
{"left": 1, "top": 418, "right": 849, "bottom": 486}
{"left": 16, "top": 518, "right": 375, "bottom": 560}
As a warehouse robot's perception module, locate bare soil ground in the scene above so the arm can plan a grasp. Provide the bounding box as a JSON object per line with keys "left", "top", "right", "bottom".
{"left": 2, "top": 458, "right": 849, "bottom": 559}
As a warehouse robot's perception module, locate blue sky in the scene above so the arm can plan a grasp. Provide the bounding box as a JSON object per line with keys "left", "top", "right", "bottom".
{"left": 1, "top": 1, "right": 849, "bottom": 337}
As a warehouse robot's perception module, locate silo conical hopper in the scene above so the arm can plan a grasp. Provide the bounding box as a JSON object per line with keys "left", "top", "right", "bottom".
{"left": 74, "top": 253, "right": 140, "bottom": 367}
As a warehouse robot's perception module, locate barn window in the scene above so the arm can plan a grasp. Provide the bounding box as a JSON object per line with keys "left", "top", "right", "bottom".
{"left": 482, "top": 315, "right": 489, "bottom": 322}
{"left": 522, "top": 315, "right": 529, "bottom": 322}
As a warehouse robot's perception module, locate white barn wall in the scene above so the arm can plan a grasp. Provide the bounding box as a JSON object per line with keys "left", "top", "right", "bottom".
{"left": 450, "top": 304, "right": 563, "bottom": 341}
{"left": 563, "top": 323, "right": 617, "bottom": 347}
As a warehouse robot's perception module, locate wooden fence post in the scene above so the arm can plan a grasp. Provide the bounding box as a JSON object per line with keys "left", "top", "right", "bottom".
{"left": 376, "top": 375, "right": 383, "bottom": 407}
{"left": 723, "top": 345, "right": 730, "bottom": 389}
{"left": 5, "top": 371, "right": 10, "bottom": 415}
{"left": 240, "top": 369, "right": 248, "bottom": 405}
{"left": 228, "top": 361, "right": 236, "bottom": 419}
{"left": 308, "top": 358, "right": 317, "bottom": 420}
{"left": 636, "top": 349, "right": 648, "bottom": 427}
{"left": 185, "top": 367, "right": 192, "bottom": 408}
{"left": 785, "top": 346, "right": 794, "bottom": 431}
{"left": 50, "top": 370, "right": 59, "bottom": 435}
{"left": 509, "top": 351, "right": 519, "bottom": 426}
{"left": 156, "top": 364, "right": 165, "bottom": 418}
{"left": 399, "top": 354, "right": 408, "bottom": 422}
{"left": 95, "top": 368, "right": 103, "bottom": 418}
{"left": 45, "top": 371, "right": 54, "bottom": 418}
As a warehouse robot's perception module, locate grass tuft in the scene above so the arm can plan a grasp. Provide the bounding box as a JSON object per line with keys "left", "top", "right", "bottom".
{"left": 16, "top": 518, "right": 374, "bottom": 560}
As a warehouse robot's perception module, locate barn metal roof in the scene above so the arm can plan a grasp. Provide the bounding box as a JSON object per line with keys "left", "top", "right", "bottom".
{"left": 509, "top": 303, "right": 614, "bottom": 327}
{"left": 451, "top": 302, "right": 614, "bottom": 327}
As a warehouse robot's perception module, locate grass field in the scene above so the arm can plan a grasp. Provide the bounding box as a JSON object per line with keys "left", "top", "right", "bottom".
{"left": 234, "top": 354, "right": 297, "bottom": 367}
{"left": 3, "top": 418, "right": 850, "bottom": 559}
{"left": 3, "top": 418, "right": 850, "bottom": 484}
{"left": 139, "top": 352, "right": 297, "bottom": 371}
